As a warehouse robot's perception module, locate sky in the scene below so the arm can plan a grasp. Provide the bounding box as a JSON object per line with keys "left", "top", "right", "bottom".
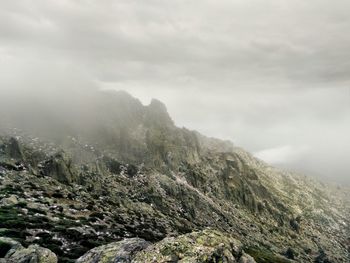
{"left": 0, "top": 0, "right": 349, "bottom": 184}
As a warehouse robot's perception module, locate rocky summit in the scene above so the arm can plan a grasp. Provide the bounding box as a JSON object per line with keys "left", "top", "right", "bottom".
{"left": 0, "top": 91, "right": 349, "bottom": 263}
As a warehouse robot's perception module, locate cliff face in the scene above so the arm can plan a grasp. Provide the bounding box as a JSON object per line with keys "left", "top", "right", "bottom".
{"left": 0, "top": 91, "right": 349, "bottom": 263}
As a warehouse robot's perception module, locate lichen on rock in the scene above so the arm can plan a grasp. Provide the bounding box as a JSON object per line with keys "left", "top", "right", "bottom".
{"left": 76, "top": 238, "right": 150, "bottom": 263}
{"left": 0, "top": 237, "right": 57, "bottom": 263}
{"left": 133, "top": 229, "right": 251, "bottom": 263}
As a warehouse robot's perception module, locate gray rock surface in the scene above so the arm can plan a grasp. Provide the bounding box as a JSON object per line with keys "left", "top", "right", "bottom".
{"left": 0, "top": 195, "right": 18, "bottom": 206}
{"left": 76, "top": 238, "right": 150, "bottom": 263}
{"left": 0, "top": 237, "right": 23, "bottom": 258}
{"left": 0, "top": 237, "right": 57, "bottom": 263}
{"left": 5, "top": 244, "right": 57, "bottom": 263}
{"left": 133, "top": 229, "right": 244, "bottom": 263}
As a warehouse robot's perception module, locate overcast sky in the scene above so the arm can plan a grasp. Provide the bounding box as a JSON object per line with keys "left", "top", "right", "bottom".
{"left": 0, "top": 0, "right": 349, "bottom": 184}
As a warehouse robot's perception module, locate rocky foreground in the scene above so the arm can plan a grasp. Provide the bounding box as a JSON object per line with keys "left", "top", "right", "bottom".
{"left": 0, "top": 91, "right": 349, "bottom": 262}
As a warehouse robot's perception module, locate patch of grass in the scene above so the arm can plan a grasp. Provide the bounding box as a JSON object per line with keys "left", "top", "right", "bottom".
{"left": 0, "top": 185, "right": 23, "bottom": 196}
{"left": 0, "top": 228, "right": 29, "bottom": 239}
{"left": 0, "top": 206, "right": 27, "bottom": 229}
{"left": 27, "top": 206, "right": 47, "bottom": 215}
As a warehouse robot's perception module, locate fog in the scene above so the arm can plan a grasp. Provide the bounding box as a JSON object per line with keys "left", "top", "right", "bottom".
{"left": 0, "top": 1, "right": 349, "bottom": 184}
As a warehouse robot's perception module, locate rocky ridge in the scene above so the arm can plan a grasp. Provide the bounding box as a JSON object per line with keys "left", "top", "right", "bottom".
{"left": 0, "top": 91, "right": 349, "bottom": 262}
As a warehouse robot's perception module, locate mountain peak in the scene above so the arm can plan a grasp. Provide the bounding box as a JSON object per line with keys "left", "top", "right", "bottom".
{"left": 145, "top": 98, "right": 174, "bottom": 127}
{"left": 149, "top": 98, "right": 166, "bottom": 109}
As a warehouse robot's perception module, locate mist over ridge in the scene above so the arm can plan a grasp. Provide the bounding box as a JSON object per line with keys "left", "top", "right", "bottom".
{"left": 0, "top": 1, "right": 349, "bottom": 182}
{"left": 1, "top": 84, "right": 349, "bottom": 185}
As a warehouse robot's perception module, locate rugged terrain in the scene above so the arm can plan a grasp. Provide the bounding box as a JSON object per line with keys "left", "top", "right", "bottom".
{"left": 0, "top": 91, "right": 349, "bottom": 262}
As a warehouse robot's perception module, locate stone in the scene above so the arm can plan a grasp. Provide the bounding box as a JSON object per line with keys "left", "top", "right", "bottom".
{"left": 239, "top": 253, "right": 257, "bottom": 263}
{"left": 1, "top": 195, "right": 19, "bottom": 206}
{"left": 76, "top": 238, "right": 150, "bottom": 263}
{"left": 0, "top": 237, "right": 22, "bottom": 258}
{"left": 5, "top": 244, "right": 57, "bottom": 263}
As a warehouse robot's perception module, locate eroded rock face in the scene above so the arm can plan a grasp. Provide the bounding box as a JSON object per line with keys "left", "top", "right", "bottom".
{"left": 0, "top": 137, "right": 26, "bottom": 173}
{"left": 41, "top": 151, "right": 78, "bottom": 184}
{"left": 6, "top": 137, "right": 24, "bottom": 160}
{"left": 76, "top": 238, "right": 150, "bottom": 263}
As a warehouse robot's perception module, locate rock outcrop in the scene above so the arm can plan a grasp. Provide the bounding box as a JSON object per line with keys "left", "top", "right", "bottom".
{"left": 0, "top": 91, "right": 349, "bottom": 263}
{"left": 77, "top": 229, "right": 257, "bottom": 263}
{"left": 40, "top": 151, "right": 78, "bottom": 184}
{"left": 133, "top": 229, "right": 249, "bottom": 263}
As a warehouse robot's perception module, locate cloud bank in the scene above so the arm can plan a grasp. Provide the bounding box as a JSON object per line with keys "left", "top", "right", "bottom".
{"left": 0, "top": 0, "right": 349, "bottom": 183}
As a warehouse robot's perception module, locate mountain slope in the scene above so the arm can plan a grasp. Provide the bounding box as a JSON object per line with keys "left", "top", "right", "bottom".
{"left": 0, "top": 91, "right": 349, "bottom": 263}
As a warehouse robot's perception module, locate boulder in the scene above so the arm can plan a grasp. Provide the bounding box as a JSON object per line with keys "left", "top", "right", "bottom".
{"left": 0, "top": 237, "right": 22, "bottom": 258}
{"left": 133, "top": 229, "right": 244, "bottom": 263}
{"left": 76, "top": 238, "right": 151, "bottom": 263}
{"left": 5, "top": 244, "right": 57, "bottom": 263}
{"left": 0, "top": 195, "right": 19, "bottom": 206}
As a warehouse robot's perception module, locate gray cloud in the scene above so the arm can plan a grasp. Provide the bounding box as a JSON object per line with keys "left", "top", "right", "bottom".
{"left": 0, "top": 0, "right": 349, "bottom": 184}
